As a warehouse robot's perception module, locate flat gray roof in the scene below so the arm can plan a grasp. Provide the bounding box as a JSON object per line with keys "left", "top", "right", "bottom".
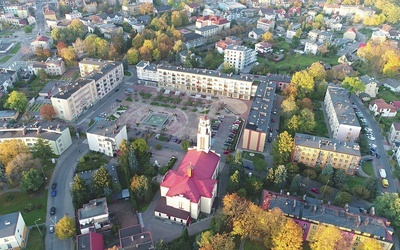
{"left": 39, "top": 80, "right": 70, "bottom": 96}
{"left": 294, "top": 133, "right": 361, "bottom": 156}
{"left": 0, "top": 110, "right": 17, "bottom": 118}
{"left": 79, "top": 197, "right": 108, "bottom": 220}
{"left": 52, "top": 79, "right": 94, "bottom": 99}
{"left": 326, "top": 86, "right": 360, "bottom": 126}
{"left": 0, "top": 122, "right": 67, "bottom": 141}
{"left": 87, "top": 120, "right": 125, "bottom": 138}
{"left": 0, "top": 212, "right": 19, "bottom": 238}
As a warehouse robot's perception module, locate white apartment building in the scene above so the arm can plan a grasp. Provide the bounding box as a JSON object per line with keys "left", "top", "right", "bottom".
{"left": 389, "top": 122, "right": 400, "bottom": 146}
{"left": 136, "top": 61, "right": 158, "bottom": 86}
{"left": 304, "top": 41, "right": 319, "bottom": 55}
{"left": 0, "top": 123, "right": 72, "bottom": 155}
{"left": 224, "top": 45, "right": 257, "bottom": 72}
{"left": 65, "top": 10, "right": 82, "bottom": 20}
{"left": 0, "top": 212, "right": 28, "bottom": 250}
{"left": 45, "top": 57, "right": 66, "bottom": 76}
{"left": 324, "top": 86, "right": 361, "bottom": 142}
{"left": 86, "top": 121, "right": 128, "bottom": 157}
{"left": 257, "top": 18, "right": 275, "bottom": 32}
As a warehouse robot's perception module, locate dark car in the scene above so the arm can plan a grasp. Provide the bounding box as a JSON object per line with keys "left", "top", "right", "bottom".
{"left": 135, "top": 131, "right": 140, "bottom": 135}
{"left": 311, "top": 188, "right": 320, "bottom": 194}
{"left": 364, "top": 158, "right": 374, "bottom": 162}
{"left": 271, "top": 117, "right": 275, "bottom": 122}
{"left": 173, "top": 138, "right": 178, "bottom": 143}
{"left": 177, "top": 139, "right": 182, "bottom": 144}
{"left": 51, "top": 182, "right": 57, "bottom": 190}
{"left": 223, "top": 150, "right": 230, "bottom": 155}
{"left": 116, "top": 99, "right": 122, "bottom": 102}
{"left": 267, "top": 137, "right": 272, "bottom": 143}
{"left": 51, "top": 189, "right": 57, "bottom": 197}
{"left": 115, "top": 88, "right": 120, "bottom": 92}
{"left": 244, "top": 165, "right": 253, "bottom": 170}
{"left": 228, "top": 134, "right": 235, "bottom": 139}
{"left": 376, "top": 152, "right": 381, "bottom": 159}
{"left": 50, "top": 207, "right": 56, "bottom": 215}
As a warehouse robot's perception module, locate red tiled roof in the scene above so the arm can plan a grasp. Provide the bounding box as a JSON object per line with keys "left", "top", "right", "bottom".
{"left": 370, "top": 99, "right": 386, "bottom": 105}
{"left": 161, "top": 149, "right": 220, "bottom": 203}
{"left": 371, "top": 99, "right": 396, "bottom": 111}
{"left": 34, "top": 35, "right": 50, "bottom": 42}
{"left": 216, "top": 19, "right": 229, "bottom": 25}
{"left": 346, "top": 27, "right": 357, "bottom": 34}
{"left": 391, "top": 101, "right": 400, "bottom": 109}
{"left": 187, "top": 3, "right": 199, "bottom": 8}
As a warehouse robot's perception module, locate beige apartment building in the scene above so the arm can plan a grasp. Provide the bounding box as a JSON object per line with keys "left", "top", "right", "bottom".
{"left": 52, "top": 59, "right": 123, "bottom": 121}
{"left": 292, "top": 133, "right": 361, "bottom": 175}
{"left": 0, "top": 123, "right": 72, "bottom": 155}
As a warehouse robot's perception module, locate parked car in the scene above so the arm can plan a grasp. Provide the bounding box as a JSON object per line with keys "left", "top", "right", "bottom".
{"left": 272, "top": 109, "right": 277, "bottom": 114}
{"left": 267, "top": 137, "right": 272, "bottom": 143}
{"left": 379, "top": 169, "right": 387, "bottom": 179}
{"left": 51, "top": 190, "right": 57, "bottom": 197}
{"left": 115, "top": 88, "right": 120, "bottom": 92}
{"left": 311, "top": 187, "right": 320, "bottom": 194}
{"left": 382, "top": 178, "right": 389, "bottom": 188}
{"left": 51, "top": 182, "right": 57, "bottom": 190}
{"left": 228, "top": 134, "right": 235, "bottom": 139}
{"left": 223, "top": 150, "right": 230, "bottom": 155}
{"left": 376, "top": 152, "right": 381, "bottom": 159}
{"left": 49, "top": 226, "right": 55, "bottom": 234}
{"left": 271, "top": 118, "right": 275, "bottom": 122}
{"left": 177, "top": 139, "right": 182, "bottom": 144}
{"left": 364, "top": 158, "right": 373, "bottom": 162}
{"left": 244, "top": 165, "right": 253, "bottom": 170}
{"left": 116, "top": 99, "right": 122, "bottom": 102}
{"left": 173, "top": 138, "right": 178, "bottom": 143}
{"left": 50, "top": 207, "right": 56, "bottom": 215}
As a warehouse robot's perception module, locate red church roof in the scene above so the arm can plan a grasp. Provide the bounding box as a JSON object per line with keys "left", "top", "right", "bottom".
{"left": 161, "top": 149, "right": 220, "bottom": 203}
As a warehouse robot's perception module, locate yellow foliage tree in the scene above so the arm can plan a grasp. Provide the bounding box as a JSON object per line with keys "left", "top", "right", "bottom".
{"left": 262, "top": 32, "right": 274, "bottom": 42}
{"left": 271, "top": 219, "right": 303, "bottom": 250}
{"left": 361, "top": 237, "right": 383, "bottom": 250}
{"left": 55, "top": 216, "right": 76, "bottom": 240}
{"left": 0, "top": 139, "right": 29, "bottom": 166}
{"left": 198, "top": 231, "right": 235, "bottom": 250}
{"left": 310, "top": 225, "right": 342, "bottom": 250}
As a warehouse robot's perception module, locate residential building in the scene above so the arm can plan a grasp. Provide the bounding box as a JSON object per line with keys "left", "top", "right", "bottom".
{"left": 331, "top": 64, "right": 357, "bottom": 80}
{"left": 215, "top": 36, "right": 242, "bottom": 54}
{"left": 78, "top": 197, "right": 110, "bottom": 234}
{"left": 76, "top": 232, "right": 104, "bottom": 250}
{"left": 196, "top": 15, "right": 230, "bottom": 30}
{"left": 339, "top": 5, "right": 375, "bottom": 18}
{"left": 389, "top": 122, "right": 400, "bottom": 146}
{"left": 242, "top": 81, "right": 276, "bottom": 152}
{"left": 308, "top": 30, "right": 320, "bottom": 41}
{"left": 45, "top": 57, "right": 66, "bottom": 76}
{"left": 344, "top": 27, "right": 357, "bottom": 40}
{"left": 371, "top": 30, "right": 388, "bottom": 41}
{"left": 86, "top": 121, "right": 128, "bottom": 157}
{"left": 304, "top": 41, "right": 319, "bottom": 55}
{"left": 119, "top": 225, "right": 154, "bottom": 249}
{"left": 136, "top": 61, "right": 158, "bottom": 86}
{"left": 286, "top": 29, "right": 297, "bottom": 39}
{"left": 184, "top": 3, "right": 200, "bottom": 15}
{"left": 255, "top": 41, "right": 273, "bottom": 54}
{"left": 72, "top": 39, "right": 86, "bottom": 59}
{"left": 0, "top": 212, "right": 28, "bottom": 250}
{"left": 195, "top": 25, "right": 219, "bottom": 37}
{"left": 122, "top": 3, "right": 140, "bottom": 16}
{"left": 324, "top": 86, "right": 361, "bottom": 142}
{"left": 0, "top": 110, "right": 18, "bottom": 121}
{"left": 259, "top": 7, "right": 276, "bottom": 20}
{"left": 182, "top": 33, "right": 206, "bottom": 49}
{"left": 248, "top": 28, "right": 265, "bottom": 40}
{"left": 257, "top": 18, "right": 275, "bottom": 32}
{"left": 318, "top": 31, "right": 333, "bottom": 43}
{"left": 383, "top": 79, "right": 400, "bottom": 92}
{"left": 65, "top": 10, "right": 82, "bottom": 20}
{"left": 43, "top": 9, "right": 57, "bottom": 20}
{"left": 0, "top": 122, "right": 72, "bottom": 155}
{"left": 155, "top": 116, "right": 221, "bottom": 224}
{"left": 224, "top": 45, "right": 257, "bottom": 72}
{"left": 30, "top": 35, "right": 53, "bottom": 50}
{"left": 388, "top": 29, "right": 400, "bottom": 40}
{"left": 369, "top": 99, "right": 397, "bottom": 117}
{"left": 0, "top": 69, "right": 18, "bottom": 93}
{"left": 261, "top": 190, "right": 393, "bottom": 250}
{"left": 88, "top": 23, "right": 122, "bottom": 39}
{"left": 179, "top": 50, "right": 201, "bottom": 64}
{"left": 359, "top": 75, "right": 378, "bottom": 98}
{"left": 292, "top": 133, "right": 361, "bottom": 175}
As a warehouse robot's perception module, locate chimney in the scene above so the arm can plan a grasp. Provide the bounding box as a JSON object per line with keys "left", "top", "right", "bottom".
{"left": 357, "top": 216, "right": 361, "bottom": 227}
{"left": 5, "top": 220, "right": 10, "bottom": 225}
{"left": 370, "top": 207, "right": 375, "bottom": 216}
{"left": 334, "top": 143, "right": 336, "bottom": 150}
{"left": 187, "top": 164, "right": 193, "bottom": 177}
{"left": 37, "top": 126, "right": 41, "bottom": 134}
{"left": 292, "top": 200, "right": 296, "bottom": 211}
{"left": 312, "top": 205, "right": 317, "bottom": 214}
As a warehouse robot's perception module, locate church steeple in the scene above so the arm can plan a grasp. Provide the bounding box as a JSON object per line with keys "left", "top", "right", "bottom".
{"left": 196, "top": 115, "right": 211, "bottom": 153}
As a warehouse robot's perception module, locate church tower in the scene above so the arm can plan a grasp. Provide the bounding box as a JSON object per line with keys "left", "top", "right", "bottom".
{"left": 197, "top": 115, "right": 211, "bottom": 153}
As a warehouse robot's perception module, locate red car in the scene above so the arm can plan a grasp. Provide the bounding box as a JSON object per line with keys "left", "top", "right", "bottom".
{"left": 223, "top": 150, "right": 230, "bottom": 155}
{"left": 311, "top": 188, "right": 320, "bottom": 194}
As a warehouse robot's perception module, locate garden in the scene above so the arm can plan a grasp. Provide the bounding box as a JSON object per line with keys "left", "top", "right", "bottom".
{"left": 76, "top": 151, "right": 109, "bottom": 172}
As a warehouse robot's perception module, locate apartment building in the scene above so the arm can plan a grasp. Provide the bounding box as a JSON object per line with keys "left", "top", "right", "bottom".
{"left": 359, "top": 75, "right": 378, "bottom": 98}
{"left": 195, "top": 15, "right": 230, "bottom": 31}
{"left": 0, "top": 212, "right": 28, "bottom": 250}
{"left": 257, "top": 18, "right": 275, "bottom": 32}
{"left": 324, "top": 86, "right": 361, "bottom": 142}
{"left": 86, "top": 121, "right": 128, "bottom": 157}
{"left": 292, "top": 133, "right": 361, "bottom": 175}
{"left": 45, "top": 57, "right": 66, "bottom": 76}
{"left": 136, "top": 61, "right": 158, "bottom": 86}
{"left": 30, "top": 35, "right": 53, "bottom": 50}
{"left": 242, "top": 81, "right": 276, "bottom": 152}
{"left": 195, "top": 25, "right": 219, "bottom": 37}
{"left": 65, "top": 10, "right": 83, "bottom": 20}
{"left": 262, "top": 190, "right": 393, "bottom": 250}
{"left": 224, "top": 45, "right": 257, "bottom": 72}
{"left": 389, "top": 122, "right": 400, "bottom": 147}
{"left": 0, "top": 122, "right": 72, "bottom": 155}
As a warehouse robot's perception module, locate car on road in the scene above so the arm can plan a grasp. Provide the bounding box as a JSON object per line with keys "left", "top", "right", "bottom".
{"left": 272, "top": 109, "right": 277, "bottom": 114}
{"left": 135, "top": 131, "right": 140, "bottom": 136}
{"left": 311, "top": 188, "right": 320, "bottom": 194}
{"left": 49, "top": 225, "right": 55, "bottom": 234}
{"left": 173, "top": 138, "right": 178, "bottom": 143}
{"left": 271, "top": 117, "right": 275, "bottom": 122}
{"left": 223, "top": 150, "right": 230, "bottom": 155}
{"left": 244, "top": 165, "right": 253, "bottom": 170}
{"left": 382, "top": 179, "right": 389, "bottom": 188}
{"left": 364, "top": 158, "right": 373, "bottom": 162}
{"left": 50, "top": 207, "right": 56, "bottom": 215}
{"left": 116, "top": 99, "right": 122, "bottom": 102}
{"left": 379, "top": 169, "right": 387, "bottom": 179}
{"left": 115, "top": 88, "right": 120, "bottom": 92}
{"left": 177, "top": 139, "right": 182, "bottom": 144}
{"left": 51, "top": 182, "right": 57, "bottom": 190}
{"left": 376, "top": 152, "right": 381, "bottom": 159}
{"left": 367, "top": 136, "right": 375, "bottom": 141}
{"left": 51, "top": 189, "right": 57, "bottom": 197}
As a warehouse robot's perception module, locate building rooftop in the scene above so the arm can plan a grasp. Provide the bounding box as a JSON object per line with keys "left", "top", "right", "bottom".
{"left": 360, "top": 75, "right": 377, "bottom": 84}
{"left": 78, "top": 197, "right": 108, "bottom": 221}
{"left": 0, "top": 122, "right": 67, "bottom": 141}
{"left": 225, "top": 45, "right": 252, "bottom": 52}
{"left": 52, "top": 79, "right": 94, "bottom": 100}
{"left": 0, "top": 110, "right": 17, "bottom": 119}
{"left": 45, "top": 57, "right": 63, "bottom": 66}
{"left": 119, "top": 225, "right": 154, "bottom": 250}
{"left": 262, "top": 190, "right": 394, "bottom": 242}
{"left": 39, "top": 80, "right": 70, "bottom": 97}
{"left": 0, "top": 212, "right": 20, "bottom": 238}
{"left": 76, "top": 232, "right": 104, "bottom": 250}
{"left": 326, "top": 86, "right": 360, "bottom": 126}
{"left": 294, "top": 133, "right": 361, "bottom": 156}
{"left": 86, "top": 120, "right": 125, "bottom": 138}
{"left": 246, "top": 81, "right": 276, "bottom": 133}
{"left": 196, "top": 25, "right": 218, "bottom": 32}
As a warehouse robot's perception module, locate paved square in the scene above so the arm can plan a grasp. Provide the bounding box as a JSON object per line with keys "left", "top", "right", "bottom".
{"left": 144, "top": 113, "right": 169, "bottom": 127}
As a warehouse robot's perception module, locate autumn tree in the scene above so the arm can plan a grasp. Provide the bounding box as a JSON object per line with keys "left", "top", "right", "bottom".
{"left": 126, "top": 48, "right": 140, "bottom": 65}
{"left": 59, "top": 47, "right": 77, "bottom": 67}
{"left": 55, "top": 215, "right": 76, "bottom": 239}
{"left": 361, "top": 237, "right": 383, "bottom": 250}
{"left": 266, "top": 165, "right": 287, "bottom": 188}
{"left": 71, "top": 174, "right": 92, "bottom": 209}
{"left": 342, "top": 77, "right": 365, "bottom": 94}
{"left": 262, "top": 32, "right": 274, "bottom": 42}
{"left": 56, "top": 41, "right": 67, "bottom": 55}
{"left": 131, "top": 138, "right": 149, "bottom": 153}
{"left": 310, "top": 225, "right": 342, "bottom": 250}
{"left": 92, "top": 166, "right": 113, "bottom": 197}
{"left": 197, "top": 231, "right": 235, "bottom": 250}
{"left": 308, "top": 62, "right": 326, "bottom": 83}
{"left": 6, "top": 153, "right": 41, "bottom": 186}
{"left": 40, "top": 104, "right": 57, "bottom": 121}
{"left": 298, "top": 108, "right": 316, "bottom": 132}
{"left": 281, "top": 97, "right": 298, "bottom": 118}
{"left": 271, "top": 131, "right": 294, "bottom": 164}
{"left": 291, "top": 70, "right": 315, "bottom": 98}
{"left": 130, "top": 175, "right": 152, "bottom": 203}
{"left": 5, "top": 91, "right": 28, "bottom": 113}
{"left": 0, "top": 139, "right": 30, "bottom": 166}
{"left": 20, "top": 169, "right": 45, "bottom": 193}
{"left": 271, "top": 218, "right": 303, "bottom": 250}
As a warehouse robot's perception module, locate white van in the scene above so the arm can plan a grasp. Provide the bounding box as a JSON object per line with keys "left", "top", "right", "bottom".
{"left": 379, "top": 169, "right": 387, "bottom": 179}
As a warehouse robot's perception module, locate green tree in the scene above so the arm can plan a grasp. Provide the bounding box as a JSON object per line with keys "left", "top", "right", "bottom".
{"left": 253, "top": 157, "right": 267, "bottom": 172}
{"left": 71, "top": 174, "right": 92, "bottom": 209}
{"left": 321, "top": 164, "right": 334, "bottom": 176}
{"left": 55, "top": 215, "right": 76, "bottom": 239}
{"left": 181, "top": 140, "right": 191, "bottom": 152}
{"left": 126, "top": 48, "right": 140, "bottom": 65}
{"left": 290, "top": 174, "right": 302, "bottom": 194}
{"left": 291, "top": 70, "right": 315, "bottom": 98}
{"left": 271, "top": 131, "right": 294, "bottom": 164}
{"left": 131, "top": 138, "right": 149, "bottom": 153}
{"left": 334, "top": 191, "right": 352, "bottom": 206}
{"left": 273, "top": 165, "right": 287, "bottom": 188}
{"left": 342, "top": 77, "right": 365, "bottom": 94}
{"left": 31, "top": 137, "right": 56, "bottom": 163}
{"left": 0, "top": 161, "right": 6, "bottom": 183}
{"left": 6, "top": 153, "right": 40, "bottom": 186}
{"left": 333, "top": 169, "right": 347, "bottom": 187}
{"left": 20, "top": 169, "right": 44, "bottom": 193}
{"left": 92, "top": 166, "right": 112, "bottom": 197}
{"left": 352, "top": 185, "right": 370, "bottom": 200}
{"left": 130, "top": 175, "right": 152, "bottom": 203}
{"left": 374, "top": 193, "right": 400, "bottom": 228}
{"left": 5, "top": 91, "right": 28, "bottom": 113}
{"left": 298, "top": 108, "right": 316, "bottom": 132}
{"left": 227, "top": 170, "right": 240, "bottom": 193}
{"left": 365, "top": 176, "right": 378, "bottom": 199}
{"left": 197, "top": 231, "right": 235, "bottom": 250}
{"left": 24, "top": 26, "right": 33, "bottom": 33}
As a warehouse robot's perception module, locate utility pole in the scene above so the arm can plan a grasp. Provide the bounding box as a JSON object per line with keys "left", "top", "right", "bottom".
{"left": 35, "top": 218, "right": 43, "bottom": 237}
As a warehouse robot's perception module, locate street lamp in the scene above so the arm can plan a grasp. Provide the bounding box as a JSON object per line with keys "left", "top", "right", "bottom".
{"left": 34, "top": 218, "right": 43, "bottom": 237}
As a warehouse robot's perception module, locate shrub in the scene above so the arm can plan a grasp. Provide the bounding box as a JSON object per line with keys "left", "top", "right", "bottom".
{"left": 159, "top": 166, "right": 169, "bottom": 175}
{"left": 36, "top": 203, "right": 43, "bottom": 210}
{"left": 24, "top": 203, "right": 36, "bottom": 213}
{"left": 5, "top": 194, "right": 14, "bottom": 201}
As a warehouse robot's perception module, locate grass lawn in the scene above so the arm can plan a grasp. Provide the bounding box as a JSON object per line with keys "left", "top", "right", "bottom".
{"left": 242, "top": 150, "right": 264, "bottom": 161}
{"left": 377, "top": 88, "right": 400, "bottom": 103}
{"left": 26, "top": 225, "right": 45, "bottom": 250}
{"left": 244, "top": 239, "right": 265, "bottom": 250}
{"left": 347, "top": 175, "right": 367, "bottom": 190}
{"left": 309, "top": 109, "right": 329, "bottom": 137}
{"left": 77, "top": 151, "right": 109, "bottom": 172}
{"left": 126, "top": 96, "right": 133, "bottom": 102}
{"left": 0, "top": 191, "right": 47, "bottom": 226}
{"left": 0, "top": 31, "right": 13, "bottom": 37}
{"left": 10, "top": 42, "right": 21, "bottom": 54}
{"left": 276, "top": 54, "right": 339, "bottom": 69}
{"left": 362, "top": 161, "right": 374, "bottom": 176}
{"left": 124, "top": 71, "right": 132, "bottom": 76}
{"left": 29, "top": 103, "right": 47, "bottom": 112}
{"left": 0, "top": 55, "right": 12, "bottom": 63}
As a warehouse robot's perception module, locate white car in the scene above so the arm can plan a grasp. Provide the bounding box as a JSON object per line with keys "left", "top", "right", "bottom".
{"left": 379, "top": 169, "right": 387, "bottom": 179}
{"left": 368, "top": 136, "right": 375, "bottom": 141}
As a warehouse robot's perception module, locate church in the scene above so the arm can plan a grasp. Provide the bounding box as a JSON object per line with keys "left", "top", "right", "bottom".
{"left": 154, "top": 115, "right": 221, "bottom": 225}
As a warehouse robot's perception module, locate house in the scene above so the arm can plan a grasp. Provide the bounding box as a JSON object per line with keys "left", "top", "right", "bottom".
{"left": 215, "top": 36, "right": 242, "bottom": 54}
{"left": 255, "top": 41, "right": 273, "bottom": 54}
{"left": 43, "top": 9, "right": 57, "bottom": 20}
{"left": 0, "top": 212, "right": 28, "bottom": 249}
{"left": 154, "top": 5, "right": 172, "bottom": 15}
{"left": 185, "top": 3, "right": 200, "bottom": 15}
{"left": 122, "top": 3, "right": 140, "bottom": 16}
{"left": 195, "top": 25, "right": 219, "bottom": 37}
{"left": 389, "top": 122, "right": 400, "bottom": 146}
{"left": 0, "top": 69, "right": 18, "bottom": 93}
{"left": 331, "top": 64, "right": 357, "bottom": 80}
{"left": 257, "top": 18, "right": 275, "bottom": 32}
{"left": 248, "top": 28, "right": 265, "bottom": 40}
{"left": 119, "top": 225, "right": 154, "bottom": 249}
{"left": 391, "top": 101, "right": 400, "bottom": 111}
{"left": 78, "top": 197, "right": 111, "bottom": 234}
{"left": 286, "top": 29, "right": 297, "bottom": 39}
{"left": 318, "top": 31, "right": 333, "bottom": 43}
{"left": 388, "top": 29, "right": 400, "bottom": 40}
{"left": 304, "top": 41, "right": 319, "bottom": 55}
{"left": 182, "top": 33, "right": 206, "bottom": 49}
{"left": 30, "top": 35, "right": 52, "bottom": 50}
{"left": 259, "top": 7, "right": 275, "bottom": 20}
{"left": 86, "top": 120, "right": 128, "bottom": 157}
{"left": 76, "top": 232, "right": 104, "bottom": 250}
{"left": 359, "top": 75, "right": 378, "bottom": 98}
{"left": 369, "top": 99, "right": 397, "bottom": 117}
{"left": 308, "top": 30, "right": 320, "bottom": 41}
{"left": 338, "top": 53, "right": 355, "bottom": 65}
{"left": 343, "top": 27, "right": 357, "bottom": 40}
{"left": 196, "top": 15, "right": 230, "bottom": 31}
{"left": 45, "top": 57, "right": 66, "bottom": 76}
{"left": 371, "top": 30, "right": 387, "bottom": 41}
{"left": 383, "top": 79, "right": 400, "bottom": 92}
{"left": 65, "top": 10, "right": 82, "bottom": 20}
{"left": 0, "top": 110, "right": 18, "bottom": 121}
{"left": 155, "top": 116, "right": 221, "bottom": 224}
{"left": 261, "top": 190, "right": 394, "bottom": 250}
